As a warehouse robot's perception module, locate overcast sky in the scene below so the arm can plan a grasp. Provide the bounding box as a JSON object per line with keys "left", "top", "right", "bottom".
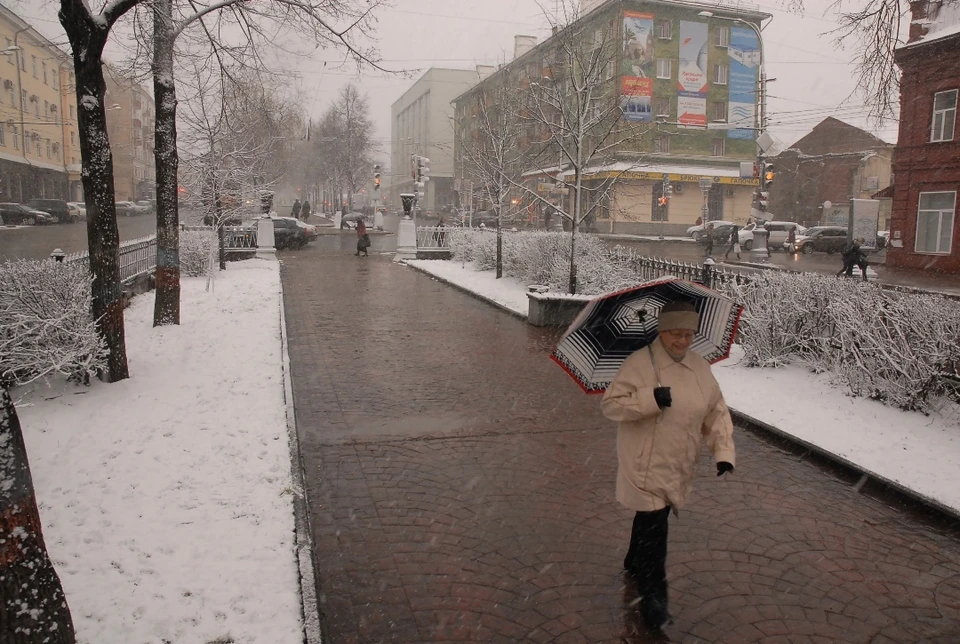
{"left": 21, "top": 0, "right": 900, "bottom": 164}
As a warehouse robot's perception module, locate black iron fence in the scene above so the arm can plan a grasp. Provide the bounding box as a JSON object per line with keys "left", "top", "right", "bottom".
{"left": 606, "top": 246, "right": 747, "bottom": 290}
{"left": 64, "top": 235, "right": 157, "bottom": 283}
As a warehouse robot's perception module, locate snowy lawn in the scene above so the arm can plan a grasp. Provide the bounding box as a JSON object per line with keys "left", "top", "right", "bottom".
{"left": 406, "top": 259, "right": 960, "bottom": 515}
{"left": 13, "top": 259, "right": 302, "bottom": 644}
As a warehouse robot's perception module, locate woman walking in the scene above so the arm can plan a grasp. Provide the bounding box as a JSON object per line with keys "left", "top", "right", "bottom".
{"left": 601, "top": 301, "right": 736, "bottom": 632}
{"left": 355, "top": 218, "right": 370, "bottom": 256}
{"left": 300, "top": 200, "right": 311, "bottom": 222}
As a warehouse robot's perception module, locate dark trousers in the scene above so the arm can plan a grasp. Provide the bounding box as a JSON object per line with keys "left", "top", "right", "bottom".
{"left": 624, "top": 507, "right": 670, "bottom": 604}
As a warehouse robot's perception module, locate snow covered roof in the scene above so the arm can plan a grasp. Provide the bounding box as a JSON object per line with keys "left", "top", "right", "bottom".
{"left": 900, "top": 0, "right": 960, "bottom": 49}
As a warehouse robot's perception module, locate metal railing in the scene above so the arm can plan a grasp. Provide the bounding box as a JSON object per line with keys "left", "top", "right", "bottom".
{"left": 606, "top": 246, "right": 746, "bottom": 290}
{"left": 181, "top": 224, "right": 257, "bottom": 250}
{"left": 64, "top": 234, "right": 157, "bottom": 282}
{"left": 416, "top": 226, "right": 453, "bottom": 249}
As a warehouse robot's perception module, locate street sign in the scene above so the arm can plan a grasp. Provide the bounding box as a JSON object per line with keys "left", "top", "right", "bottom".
{"left": 698, "top": 177, "right": 712, "bottom": 190}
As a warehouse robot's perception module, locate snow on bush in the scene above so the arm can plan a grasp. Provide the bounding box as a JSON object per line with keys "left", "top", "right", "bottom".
{"left": 0, "top": 259, "right": 106, "bottom": 387}
{"left": 448, "top": 230, "right": 960, "bottom": 413}
{"left": 724, "top": 271, "right": 960, "bottom": 412}
{"left": 179, "top": 229, "right": 216, "bottom": 277}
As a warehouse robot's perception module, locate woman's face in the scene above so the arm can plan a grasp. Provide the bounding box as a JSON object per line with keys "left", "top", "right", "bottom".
{"left": 660, "top": 329, "right": 695, "bottom": 358}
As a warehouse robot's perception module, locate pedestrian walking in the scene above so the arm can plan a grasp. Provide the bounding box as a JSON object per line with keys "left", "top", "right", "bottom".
{"left": 435, "top": 217, "right": 446, "bottom": 247}
{"left": 724, "top": 226, "right": 741, "bottom": 260}
{"left": 355, "top": 218, "right": 370, "bottom": 256}
{"left": 837, "top": 237, "right": 869, "bottom": 281}
{"left": 600, "top": 301, "right": 736, "bottom": 632}
{"left": 290, "top": 199, "right": 301, "bottom": 220}
{"left": 703, "top": 233, "right": 714, "bottom": 257}
{"left": 300, "top": 200, "right": 311, "bottom": 222}
{"left": 787, "top": 227, "right": 797, "bottom": 254}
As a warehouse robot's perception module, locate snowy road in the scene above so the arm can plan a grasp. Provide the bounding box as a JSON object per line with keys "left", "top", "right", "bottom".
{"left": 280, "top": 244, "right": 960, "bottom": 643}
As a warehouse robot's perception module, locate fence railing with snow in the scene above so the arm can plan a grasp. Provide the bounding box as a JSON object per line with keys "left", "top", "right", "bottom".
{"left": 445, "top": 229, "right": 960, "bottom": 413}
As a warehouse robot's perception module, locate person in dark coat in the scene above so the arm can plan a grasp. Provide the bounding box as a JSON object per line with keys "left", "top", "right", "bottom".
{"left": 838, "top": 237, "right": 869, "bottom": 281}
{"left": 355, "top": 218, "right": 370, "bottom": 256}
{"left": 300, "top": 200, "right": 311, "bottom": 221}
{"left": 724, "top": 226, "right": 741, "bottom": 260}
{"left": 290, "top": 199, "right": 301, "bottom": 219}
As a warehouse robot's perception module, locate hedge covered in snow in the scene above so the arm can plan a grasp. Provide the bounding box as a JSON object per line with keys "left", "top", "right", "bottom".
{"left": 447, "top": 229, "right": 960, "bottom": 413}
{"left": 180, "top": 229, "right": 216, "bottom": 277}
{"left": 0, "top": 259, "right": 106, "bottom": 387}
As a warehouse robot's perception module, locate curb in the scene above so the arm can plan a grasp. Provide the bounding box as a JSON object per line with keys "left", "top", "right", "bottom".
{"left": 278, "top": 275, "right": 323, "bottom": 644}
{"left": 730, "top": 408, "right": 960, "bottom": 525}
{"left": 402, "top": 261, "right": 527, "bottom": 321}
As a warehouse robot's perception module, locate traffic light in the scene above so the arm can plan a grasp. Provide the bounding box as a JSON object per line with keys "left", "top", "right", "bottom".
{"left": 762, "top": 163, "right": 775, "bottom": 188}
{"left": 414, "top": 155, "right": 430, "bottom": 200}
{"left": 664, "top": 182, "right": 673, "bottom": 197}
{"left": 758, "top": 190, "right": 770, "bottom": 211}
{"left": 658, "top": 196, "right": 668, "bottom": 207}
{"left": 374, "top": 164, "right": 381, "bottom": 191}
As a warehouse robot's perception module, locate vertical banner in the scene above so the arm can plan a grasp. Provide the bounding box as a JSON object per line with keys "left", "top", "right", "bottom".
{"left": 622, "top": 11, "right": 655, "bottom": 78}
{"left": 677, "top": 92, "right": 706, "bottom": 128}
{"left": 728, "top": 26, "right": 760, "bottom": 140}
{"left": 621, "top": 76, "right": 653, "bottom": 122}
{"left": 851, "top": 199, "right": 881, "bottom": 250}
{"left": 678, "top": 21, "right": 709, "bottom": 93}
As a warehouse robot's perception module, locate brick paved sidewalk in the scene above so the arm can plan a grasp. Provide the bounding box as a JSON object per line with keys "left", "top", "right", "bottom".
{"left": 280, "top": 244, "right": 960, "bottom": 643}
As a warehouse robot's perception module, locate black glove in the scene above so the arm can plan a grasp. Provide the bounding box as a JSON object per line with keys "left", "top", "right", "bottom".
{"left": 653, "top": 387, "right": 672, "bottom": 409}
{"left": 717, "top": 462, "right": 734, "bottom": 477}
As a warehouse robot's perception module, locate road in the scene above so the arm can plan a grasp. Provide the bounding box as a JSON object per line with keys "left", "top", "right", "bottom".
{"left": 0, "top": 215, "right": 158, "bottom": 262}
{"left": 280, "top": 240, "right": 960, "bottom": 643}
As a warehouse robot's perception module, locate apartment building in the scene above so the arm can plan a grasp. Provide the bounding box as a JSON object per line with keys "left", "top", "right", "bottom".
{"left": 0, "top": 3, "right": 77, "bottom": 202}
{"left": 104, "top": 66, "right": 156, "bottom": 203}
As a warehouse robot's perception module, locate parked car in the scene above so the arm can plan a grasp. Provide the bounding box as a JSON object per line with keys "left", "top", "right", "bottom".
{"left": 24, "top": 198, "right": 72, "bottom": 223}
{"left": 67, "top": 201, "right": 87, "bottom": 220}
{"left": 0, "top": 203, "right": 57, "bottom": 226}
{"left": 789, "top": 226, "right": 849, "bottom": 254}
{"left": 763, "top": 221, "right": 807, "bottom": 250}
{"left": 136, "top": 200, "right": 156, "bottom": 214}
{"left": 273, "top": 217, "right": 314, "bottom": 249}
{"left": 690, "top": 220, "right": 736, "bottom": 242}
{"left": 116, "top": 201, "right": 148, "bottom": 216}
{"left": 65, "top": 202, "right": 84, "bottom": 222}
{"left": 877, "top": 230, "right": 890, "bottom": 249}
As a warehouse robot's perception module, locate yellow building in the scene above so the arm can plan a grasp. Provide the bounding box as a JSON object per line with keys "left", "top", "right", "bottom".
{"left": 0, "top": 4, "right": 78, "bottom": 202}
{"left": 104, "top": 65, "right": 156, "bottom": 203}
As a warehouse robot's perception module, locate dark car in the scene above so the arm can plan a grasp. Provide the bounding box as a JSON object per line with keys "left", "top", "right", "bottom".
{"left": 0, "top": 203, "right": 57, "bottom": 226}
{"left": 273, "top": 217, "right": 313, "bottom": 250}
{"left": 792, "top": 226, "right": 849, "bottom": 254}
{"left": 24, "top": 198, "right": 73, "bottom": 223}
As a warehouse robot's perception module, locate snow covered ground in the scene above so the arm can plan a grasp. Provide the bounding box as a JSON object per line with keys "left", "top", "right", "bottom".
{"left": 14, "top": 259, "right": 302, "bottom": 644}
{"left": 404, "top": 259, "right": 960, "bottom": 516}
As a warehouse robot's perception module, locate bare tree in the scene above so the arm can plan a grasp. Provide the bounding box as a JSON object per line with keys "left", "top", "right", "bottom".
{"left": 506, "top": 4, "right": 650, "bottom": 293}
{"left": 459, "top": 79, "right": 525, "bottom": 278}
{"left": 1, "top": 387, "right": 77, "bottom": 642}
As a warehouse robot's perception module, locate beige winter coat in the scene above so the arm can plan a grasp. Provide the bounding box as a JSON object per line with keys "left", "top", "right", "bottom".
{"left": 601, "top": 339, "right": 736, "bottom": 512}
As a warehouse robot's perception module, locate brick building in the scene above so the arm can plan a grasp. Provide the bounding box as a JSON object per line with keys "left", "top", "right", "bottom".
{"left": 769, "top": 117, "right": 893, "bottom": 228}
{"left": 887, "top": 0, "right": 960, "bottom": 272}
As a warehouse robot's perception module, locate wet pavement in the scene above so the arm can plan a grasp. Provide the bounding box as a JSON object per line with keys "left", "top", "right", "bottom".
{"left": 280, "top": 240, "right": 960, "bottom": 643}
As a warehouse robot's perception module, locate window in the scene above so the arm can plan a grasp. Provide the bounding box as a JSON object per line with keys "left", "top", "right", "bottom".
{"left": 715, "top": 26, "right": 730, "bottom": 47}
{"left": 930, "top": 90, "right": 957, "bottom": 142}
{"left": 655, "top": 97, "right": 671, "bottom": 117}
{"left": 916, "top": 191, "right": 955, "bottom": 254}
{"left": 35, "top": 138, "right": 40, "bottom": 155}
{"left": 53, "top": 72, "right": 58, "bottom": 89}
{"left": 71, "top": 131, "right": 75, "bottom": 145}
{"left": 656, "top": 134, "right": 670, "bottom": 153}
{"left": 42, "top": 62, "right": 47, "bottom": 84}
{"left": 6, "top": 86, "right": 11, "bottom": 105}
{"left": 44, "top": 100, "right": 49, "bottom": 117}
{"left": 712, "top": 138, "right": 725, "bottom": 156}
{"left": 31, "top": 55, "right": 37, "bottom": 78}
{"left": 20, "top": 89, "right": 26, "bottom": 109}
{"left": 11, "top": 126, "right": 17, "bottom": 149}
{"left": 713, "top": 64, "right": 729, "bottom": 85}
{"left": 4, "top": 39, "right": 11, "bottom": 64}
{"left": 712, "top": 102, "right": 728, "bottom": 122}
{"left": 605, "top": 61, "right": 615, "bottom": 81}
{"left": 46, "top": 138, "right": 51, "bottom": 158}
{"left": 0, "top": 124, "right": 5, "bottom": 146}
{"left": 69, "top": 105, "right": 75, "bottom": 120}
{"left": 19, "top": 51, "right": 24, "bottom": 71}
{"left": 652, "top": 183, "right": 668, "bottom": 221}
{"left": 657, "top": 20, "right": 672, "bottom": 39}
{"left": 656, "top": 59, "right": 672, "bottom": 80}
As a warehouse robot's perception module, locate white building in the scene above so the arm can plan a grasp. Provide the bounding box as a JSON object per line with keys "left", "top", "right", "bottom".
{"left": 390, "top": 68, "right": 482, "bottom": 215}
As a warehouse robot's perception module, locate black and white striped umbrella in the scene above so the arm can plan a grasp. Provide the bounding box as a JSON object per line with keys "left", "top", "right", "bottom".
{"left": 551, "top": 277, "right": 743, "bottom": 394}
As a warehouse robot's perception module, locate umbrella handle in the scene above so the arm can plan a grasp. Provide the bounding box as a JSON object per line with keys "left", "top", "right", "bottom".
{"left": 648, "top": 345, "right": 665, "bottom": 426}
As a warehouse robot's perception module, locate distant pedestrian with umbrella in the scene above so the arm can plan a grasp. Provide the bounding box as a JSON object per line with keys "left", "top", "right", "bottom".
{"left": 551, "top": 281, "right": 740, "bottom": 633}
{"left": 355, "top": 217, "right": 370, "bottom": 256}
{"left": 290, "top": 198, "right": 301, "bottom": 220}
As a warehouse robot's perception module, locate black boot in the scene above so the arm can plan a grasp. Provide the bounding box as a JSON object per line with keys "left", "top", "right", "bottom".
{"left": 640, "top": 595, "right": 670, "bottom": 631}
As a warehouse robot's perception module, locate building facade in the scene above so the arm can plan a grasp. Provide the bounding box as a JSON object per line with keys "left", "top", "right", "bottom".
{"left": 769, "top": 117, "right": 894, "bottom": 228}
{"left": 390, "top": 68, "right": 487, "bottom": 215}
{"left": 104, "top": 66, "right": 156, "bottom": 203}
{"left": 0, "top": 4, "right": 78, "bottom": 203}
{"left": 452, "top": 0, "right": 768, "bottom": 235}
{"left": 886, "top": 0, "right": 960, "bottom": 273}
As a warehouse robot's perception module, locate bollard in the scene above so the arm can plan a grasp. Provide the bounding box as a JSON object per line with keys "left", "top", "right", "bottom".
{"left": 50, "top": 248, "right": 65, "bottom": 263}
{"left": 700, "top": 257, "right": 715, "bottom": 288}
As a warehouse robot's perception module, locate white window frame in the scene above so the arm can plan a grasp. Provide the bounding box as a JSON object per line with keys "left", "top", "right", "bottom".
{"left": 0, "top": 124, "right": 5, "bottom": 146}
{"left": 656, "top": 134, "right": 670, "bottom": 154}
{"left": 715, "top": 26, "right": 730, "bottom": 48}
{"left": 712, "top": 138, "right": 725, "bottom": 157}
{"left": 712, "top": 102, "right": 727, "bottom": 122}
{"left": 657, "top": 20, "right": 672, "bottom": 40}
{"left": 713, "top": 64, "right": 729, "bottom": 86}
{"left": 655, "top": 97, "right": 670, "bottom": 117}
{"left": 656, "top": 59, "right": 672, "bottom": 80}
{"left": 915, "top": 191, "right": 955, "bottom": 255}
{"left": 930, "top": 89, "right": 957, "bottom": 143}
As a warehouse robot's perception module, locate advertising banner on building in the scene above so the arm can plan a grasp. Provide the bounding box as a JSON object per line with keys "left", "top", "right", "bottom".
{"left": 622, "top": 11, "right": 655, "bottom": 78}
{"left": 620, "top": 76, "right": 653, "bottom": 122}
{"left": 678, "top": 21, "right": 709, "bottom": 93}
{"left": 727, "top": 26, "right": 759, "bottom": 140}
{"left": 677, "top": 92, "right": 706, "bottom": 128}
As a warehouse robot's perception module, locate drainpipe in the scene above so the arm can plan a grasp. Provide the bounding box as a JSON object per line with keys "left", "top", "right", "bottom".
{"left": 13, "top": 26, "right": 29, "bottom": 200}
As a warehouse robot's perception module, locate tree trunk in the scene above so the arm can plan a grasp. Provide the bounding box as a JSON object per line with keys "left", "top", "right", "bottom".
{"left": 64, "top": 16, "right": 129, "bottom": 382}
{"left": 152, "top": 0, "right": 181, "bottom": 327}
{"left": 496, "top": 203, "right": 503, "bottom": 279}
{"left": 0, "top": 388, "right": 76, "bottom": 643}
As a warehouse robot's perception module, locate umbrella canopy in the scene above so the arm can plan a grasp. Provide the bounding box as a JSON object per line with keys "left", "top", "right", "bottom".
{"left": 551, "top": 277, "right": 743, "bottom": 394}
